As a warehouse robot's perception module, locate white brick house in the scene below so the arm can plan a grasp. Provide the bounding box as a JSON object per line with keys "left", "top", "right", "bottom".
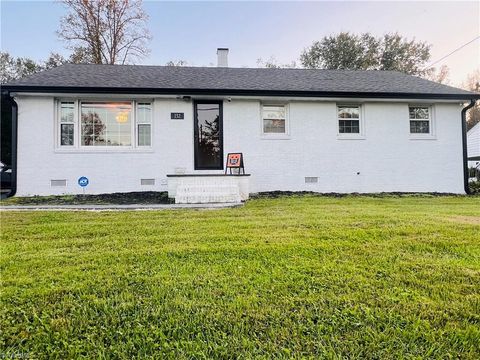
{"left": 3, "top": 50, "right": 479, "bottom": 199}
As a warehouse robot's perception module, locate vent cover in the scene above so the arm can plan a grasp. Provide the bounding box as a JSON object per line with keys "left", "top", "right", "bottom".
{"left": 51, "top": 179, "right": 67, "bottom": 187}
{"left": 305, "top": 177, "right": 318, "bottom": 184}
{"left": 141, "top": 178, "right": 155, "bottom": 186}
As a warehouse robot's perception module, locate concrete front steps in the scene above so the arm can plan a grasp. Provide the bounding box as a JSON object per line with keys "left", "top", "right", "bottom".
{"left": 167, "top": 174, "right": 250, "bottom": 204}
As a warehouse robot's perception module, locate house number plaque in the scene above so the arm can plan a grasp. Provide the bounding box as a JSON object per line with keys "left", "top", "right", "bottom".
{"left": 171, "top": 112, "right": 184, "bottom": 120}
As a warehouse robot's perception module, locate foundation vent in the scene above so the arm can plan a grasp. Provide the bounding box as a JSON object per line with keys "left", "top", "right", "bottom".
{"left": 51, "top": 179, "right": 67, "bottom": 187}
{"left": 305, "top": 177, "right": 318, "bottom": 184}
{"left": 141, "top": 178, "right": 155, "bottom": 186}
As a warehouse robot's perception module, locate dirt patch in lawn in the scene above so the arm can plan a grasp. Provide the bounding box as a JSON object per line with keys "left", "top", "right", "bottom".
{"left": 446, "top": 216, "right": 480, "bottom": 225}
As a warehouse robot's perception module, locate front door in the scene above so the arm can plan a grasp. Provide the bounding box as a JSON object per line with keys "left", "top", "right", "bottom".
{"left": 194, "top": 100, "right": 223, "bottom": 170}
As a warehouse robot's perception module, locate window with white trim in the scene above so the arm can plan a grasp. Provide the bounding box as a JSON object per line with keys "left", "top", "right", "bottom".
{"left": 59, "top": 101, "right": 75, "bottom": 146}
{"left": 137, "top": 103, "right": 152, "bottom": 146}
{"left": 337, "top": 105, "right": 360, "bottom": 134}
{"left": 57, "top": 100, "right": 152, "bottom": 149}
{"left": 409, "top": 106, "right": 431, "bottom": 134}
{"left": 262, "top": 105, "right": 287, "bottom": 134}
{"left": 81, "top": 101, "right": 132, "bottom": 146}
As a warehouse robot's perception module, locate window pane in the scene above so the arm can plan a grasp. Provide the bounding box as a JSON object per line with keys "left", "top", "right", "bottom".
{"left": 81, "top": 102, "right": 132, "bottom": 146}
{"left": 263, "top": 105, "right": 285, "bottom": 120}
{"left": 138, "top": 124, "right": 151, "bottom": 146}
{"left": 263, "top": 105, "right": 286, "bottom": 134}
{"left": 60, "top": 102, "right": 74, "bottom": 123}
{"left": 339, "top": 119, "right": 360, "bottom": 134}
{"left": 60, "top": 124, "right": 74, "bottom": 146}
{"left": 410, "top": 120, "right": 430, "bottom": 134}
{"left": 137, "top": 103, "right": 152, "bottom": 124}
{"left": 409, "top": 107, "right": 429, "bottom": 120}
{"left": 263, "top": 119, "right": 285, "bottom": 133}
{"left": 195, "top": 102, "right": 222, "bottom": 169}
{"left": 338, "top": 106, "right": 359, "bottom": 119}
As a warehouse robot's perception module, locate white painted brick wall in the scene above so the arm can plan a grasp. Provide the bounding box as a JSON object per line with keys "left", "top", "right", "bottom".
{"left": 15, "top": 96, "right": 465, "bottom": 196}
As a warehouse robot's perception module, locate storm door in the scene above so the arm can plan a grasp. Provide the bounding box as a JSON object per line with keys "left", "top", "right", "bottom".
{"left": 194, "top": 101, "right": 223, "bottom": 169}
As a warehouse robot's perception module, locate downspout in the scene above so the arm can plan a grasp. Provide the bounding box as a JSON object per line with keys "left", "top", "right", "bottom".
{"left": 0, "top": 94, "right": 17, "bottom": 199}
{"left": 461, "top": 99, "right": 476, "bottom": 195}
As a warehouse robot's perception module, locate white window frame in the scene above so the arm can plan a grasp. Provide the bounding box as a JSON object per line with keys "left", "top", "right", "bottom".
{"left": 260, "top": 103, "right": 290, "bottom": 139}
{"left": 408, "top": 105, "right": 436, "bottom": 140}
{"left": 57, "top": 100, "right": 78, "bottom": 147}
{"left": 135, "top": 102, "right": 153, "bottom": 147}
{"left": 55, "top": 99, "right": 153, "bottom": 152}
{"left": 336, "top": 104, "right": 365, "bottom": 140}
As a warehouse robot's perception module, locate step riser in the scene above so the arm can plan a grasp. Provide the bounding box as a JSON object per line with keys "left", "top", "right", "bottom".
{"left": 168, "top": 176, "right": 250, "bottom": 203}
{"left": 175, "top": 179, "right": 241, "bottom": 204}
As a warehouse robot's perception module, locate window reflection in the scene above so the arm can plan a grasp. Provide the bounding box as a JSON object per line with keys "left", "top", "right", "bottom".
{"left": 195, "top": 103, "right": 222, "bottom": 169}
{"left": 81, "top": 102, "right": 132, "bottom": 146}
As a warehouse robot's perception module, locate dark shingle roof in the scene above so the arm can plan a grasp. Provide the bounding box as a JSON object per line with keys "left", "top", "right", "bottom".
{"left": 3, "top": 64, "right": 478, "bottom": 100}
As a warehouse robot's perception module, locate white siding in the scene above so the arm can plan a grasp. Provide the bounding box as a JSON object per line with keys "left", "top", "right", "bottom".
{"left": 15, "top": 96, "right": 465, "bottom": 196}
{"left": 468, "top": 122, "right": 480, "bottom": 169}
{"left": 468, "top": 122, "right": 480, "bottom": 156}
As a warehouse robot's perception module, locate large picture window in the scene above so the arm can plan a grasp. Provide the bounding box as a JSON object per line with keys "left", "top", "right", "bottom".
{"left": 81, "top": 102, "right": 132, "bottom": 146}
{"left": 57, "top": 100, "right": 152, "bottom": 149}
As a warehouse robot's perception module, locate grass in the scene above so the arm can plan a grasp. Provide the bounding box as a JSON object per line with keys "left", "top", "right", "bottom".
{"left": 1, "top": 195, "right": 480, "bottom": 359}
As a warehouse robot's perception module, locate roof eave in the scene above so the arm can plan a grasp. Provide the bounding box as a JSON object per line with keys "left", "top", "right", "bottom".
{"left": 2, "top": 85, "right": 479, "bottom": 101}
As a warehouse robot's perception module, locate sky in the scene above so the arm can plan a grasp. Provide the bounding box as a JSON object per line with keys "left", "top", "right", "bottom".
{"left": 1, "top": 0, "right": 479, "bottom": 86}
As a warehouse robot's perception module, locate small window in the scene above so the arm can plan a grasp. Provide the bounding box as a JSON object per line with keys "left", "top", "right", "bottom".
{"left": 263, "top": 105, "right": 286, "bottom": 134}
{"left": 338, "top": 106, "right": 360, "bottom": 134}
{"left": 59, "top": 102, "right": 75, "bottom": 146}
{"left": 137, "top": 103, "right": 152, "bottom": 146}
{"left": 409, "top": 106, "right": 431, "bottom": 134}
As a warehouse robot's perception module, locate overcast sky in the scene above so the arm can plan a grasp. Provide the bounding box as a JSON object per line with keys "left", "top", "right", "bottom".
{"left": 1, "top": 1, "right": 479, "bottom": 86}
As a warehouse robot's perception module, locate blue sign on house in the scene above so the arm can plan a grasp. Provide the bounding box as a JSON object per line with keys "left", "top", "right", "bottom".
{"left": 78, "top": 176, "right": 89, "bottom": 187}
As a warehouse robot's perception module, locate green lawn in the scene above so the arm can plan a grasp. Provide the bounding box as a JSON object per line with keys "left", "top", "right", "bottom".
{"left": 1, "top": 196, "right": 480, "bottom": 359}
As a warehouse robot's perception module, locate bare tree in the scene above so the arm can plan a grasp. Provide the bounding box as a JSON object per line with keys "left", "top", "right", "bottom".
{"left": 165, "top": 60, "right": 188, "bottom": 67}
{"left": 461, "top": 69, "right": 480, "bottom": 131}
{"left": 58, "top": 0, "right": 151, "bottom": 64}
{"left": 424, "top": 65, "right": 450, "bottom": 84}
{"left": 256, "top": 56, "right": 297, "bottom": 69}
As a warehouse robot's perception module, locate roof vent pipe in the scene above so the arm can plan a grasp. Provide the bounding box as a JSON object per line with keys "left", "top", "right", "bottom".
{"left": 217, "top": 48, "right": 229, "bottom": 67}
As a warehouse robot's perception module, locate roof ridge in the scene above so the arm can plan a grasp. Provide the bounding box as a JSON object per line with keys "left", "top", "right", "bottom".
{"left": 61, "top": 63, "right": 405, "bottom": 73}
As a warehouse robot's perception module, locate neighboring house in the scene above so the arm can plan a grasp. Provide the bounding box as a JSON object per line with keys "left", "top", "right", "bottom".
{"left": 2, "top": 49, "right": 479, "bottom": 201}
{"left": 467, "top": 122, "right": 480, "bottom": 170}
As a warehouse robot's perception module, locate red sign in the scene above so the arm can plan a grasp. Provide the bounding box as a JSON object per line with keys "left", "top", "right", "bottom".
{"left": 226, "top": 153, "right": 242, "bottom": 167}
{"left": 225, "top": 153, "right": 245, "bottom": 174}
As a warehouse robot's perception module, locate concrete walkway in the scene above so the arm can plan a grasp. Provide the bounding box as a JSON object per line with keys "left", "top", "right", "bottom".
{"left": 0, "top": 203, "right": 243, "bottom": 211}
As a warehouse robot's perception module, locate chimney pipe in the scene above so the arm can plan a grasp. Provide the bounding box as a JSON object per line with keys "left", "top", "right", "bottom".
{"left": 217, "top": 48, "right": 229, "bottom": 67}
